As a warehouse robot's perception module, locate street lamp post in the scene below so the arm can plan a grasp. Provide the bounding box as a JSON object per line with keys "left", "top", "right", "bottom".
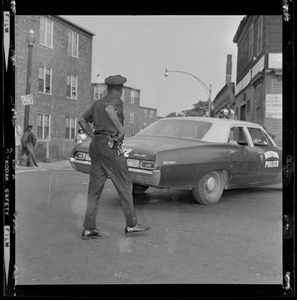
{"left": 164, "top": 69, "right": 212, "bottom": 117}
{"left": 23, "top": 29, "right": 36, "bottom": 133}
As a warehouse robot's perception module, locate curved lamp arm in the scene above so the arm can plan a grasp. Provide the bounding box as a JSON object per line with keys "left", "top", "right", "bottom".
{"left": 164, "top": 69, "right": 211, "bottom": 99}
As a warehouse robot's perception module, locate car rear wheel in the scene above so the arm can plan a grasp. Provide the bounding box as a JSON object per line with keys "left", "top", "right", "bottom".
{"left": 133, "top": 184, "right": 149, "bottom": 195}
{"left": 192, "top": 170, "right": 226, "bottom": 205}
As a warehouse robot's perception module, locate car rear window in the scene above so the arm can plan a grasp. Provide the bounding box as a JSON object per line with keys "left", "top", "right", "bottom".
{"left": 138, "top": 119, "right": 212, "bottom": 140}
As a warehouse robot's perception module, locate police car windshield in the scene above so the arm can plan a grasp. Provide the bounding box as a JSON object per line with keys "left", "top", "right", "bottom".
{"left": 137, "top": 119, "right": 212, "bottom": 140}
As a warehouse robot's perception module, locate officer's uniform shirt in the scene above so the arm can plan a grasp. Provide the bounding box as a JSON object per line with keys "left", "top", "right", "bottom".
{"left": 82, "top": 94, "right": 124, "bottom": 135}
{"left": 82, "top": 75, "right": 126, "bottom": 135}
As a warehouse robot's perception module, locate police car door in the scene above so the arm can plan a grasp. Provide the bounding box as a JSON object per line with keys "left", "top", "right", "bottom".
{"left": 227, "top": 126, "right": 261, "bottom": 187}
{"left": 246, "top": 126, "right": 282, "bottom": 185}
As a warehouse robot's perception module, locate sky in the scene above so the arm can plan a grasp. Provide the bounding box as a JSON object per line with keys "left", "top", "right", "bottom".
{"left": 62, "top": 15, "right": 244, "bottom": 117}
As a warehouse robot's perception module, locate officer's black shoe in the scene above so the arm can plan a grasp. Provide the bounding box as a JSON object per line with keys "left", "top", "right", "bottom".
{"left": 82, "top": 228, "right": 110, "bottom": 240}
{"left": 125, "top": 224, "right": 150, "bottom": 235}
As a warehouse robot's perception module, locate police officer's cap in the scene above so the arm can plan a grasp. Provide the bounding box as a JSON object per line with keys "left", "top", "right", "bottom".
{"left": 105, "top": 75, "right": 127, "bottom": 85}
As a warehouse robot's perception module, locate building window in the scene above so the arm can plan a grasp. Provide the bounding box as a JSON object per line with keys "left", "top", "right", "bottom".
{"left": 121, "top": 88, "right": 125, "bottom": 101}
{"left": 37, "top": 113, "right": 50, "bottom": 140}
{"left": 67, "top": 31, "right": 79, "bottom": 58}
{"left": 143, "top": 121, "right": 147, "bottom": 128}
{"left": 40, "top": 17, "right": 53, "bottom": 48}
{"left": 38, "top": 66, "right": 52, "bottom": 94}
{"left": 65, "top": 117, "right": 76, "bottom": 140}
{"left": 94, "top": 85, "right": 107, "bottom": 99}
{"left": 150, "top": 110, "right": 155, "bottom": 118}
{"left": 96, "top": 85, "right": 107, "bottom": 99}
{"left": 143, "top": 109, "right": 147, "bottom": 117}
{"left": 67, "top": 75, "right": 77, "bottom": 99}
{"left": 249, "top": 24, "right": 254, "bottom": 61}
{"left": 247, "top": 99, "right": 251, "bottom": 112}
{"left": 130, "top": 91, "right": 135, "bottom": 104}
{"left": 94, "top": 86, "right": 100, "bottom": 99}
{"left": 257, "top": 16, "right": 263, "bottom": 55}
{"left": 129, "top": 111, "right": 134, "bottom": 123}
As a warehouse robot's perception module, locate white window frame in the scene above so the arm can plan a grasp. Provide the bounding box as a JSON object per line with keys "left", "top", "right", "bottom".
{"left": 94, "top": 86, "right": 100, "bottom": 99}
{"left": 37, "top": 113, "right": 51, "bottom": 140}
{"left": 65, "top": 116, "right": 77, "bottom": 140}
{"left": 99, "top": 85, "right": 107, "bottom": 98}
{"left": 67, "top": 75, "right": 78, "bottom": 99}
{"left": 129, "top": 111, "right": 134, "bottom": 123}
{"left": 121, "top": 88, "right": 125, "bottom": 101}
{"left": 150, "top": 110, "right": 154, "bottom": 118}
{"left": 130, "top": 91, "right": 136, "bottom": 104}
{"left": 67, "top": 31, "right": 79, "bottom": 58}
{"left": 38, "top": 65, "right": 52, "bottom": 94}
{"left": 249, "top": 24, "right": 254, "bottom": 61}
{"left": 256, "top": 16, "right": 263, "bottom": 55}
{"left": 40, "top": 17, "right": 53, "bottom": 48}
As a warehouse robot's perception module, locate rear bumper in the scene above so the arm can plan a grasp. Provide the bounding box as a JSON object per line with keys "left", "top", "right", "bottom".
{"left": 69, "top": 158, "right": 161, "bottom": 186}
{"left": 129, "top": 168, "right": 161, "bottom": 187}
{"left": 69, "top": 158, "right": 91, "bottom": 174}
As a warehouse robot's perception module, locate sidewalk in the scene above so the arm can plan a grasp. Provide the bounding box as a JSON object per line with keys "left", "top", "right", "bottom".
{"left": 17, "top": 159, "right": 73, "bottom": 171}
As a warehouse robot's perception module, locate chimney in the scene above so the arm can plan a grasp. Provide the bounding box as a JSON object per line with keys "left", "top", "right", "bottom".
{"left": 226, "top": 54, "right": 232, "bottom": 85}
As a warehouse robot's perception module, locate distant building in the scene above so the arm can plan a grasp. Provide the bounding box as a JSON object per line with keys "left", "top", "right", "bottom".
{"left": 15, "top": 15, "right": 94, "bottom": 160}
{"left": 92, "top": 83, "right": 158, "bottom": 136}
{"left": 233, "top": 15, "right": 282, "bottom": 146}
{"left": 213, "top": 54, "right": 235, "bottom": 117}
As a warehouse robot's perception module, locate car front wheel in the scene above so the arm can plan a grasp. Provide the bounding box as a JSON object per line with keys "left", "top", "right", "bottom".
{"left": 192, "top": 170, "right": 226, "bottom": 205}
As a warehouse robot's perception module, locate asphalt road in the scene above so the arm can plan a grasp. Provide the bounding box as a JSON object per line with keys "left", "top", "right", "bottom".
{"left": 15, "top": 162, "right": 283, "bottom": 286}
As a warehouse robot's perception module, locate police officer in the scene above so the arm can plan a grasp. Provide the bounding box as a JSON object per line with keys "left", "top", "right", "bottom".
{"left": 78, "top": 75, "right": 149, "bottom": 240}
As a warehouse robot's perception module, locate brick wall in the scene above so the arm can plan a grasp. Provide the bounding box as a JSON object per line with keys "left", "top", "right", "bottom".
{"left": 15, "top": 15, "right": 93, "bottom": 160}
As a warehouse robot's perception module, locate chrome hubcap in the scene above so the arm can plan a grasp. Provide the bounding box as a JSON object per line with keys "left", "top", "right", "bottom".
{"left": 206, "top": 176, "right": 216, "bottom": 192}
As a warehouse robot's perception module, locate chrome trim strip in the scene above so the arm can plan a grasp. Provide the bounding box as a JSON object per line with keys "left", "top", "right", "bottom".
{"left": 69, "top": 158, "right": 91, "bottom": 165}
{"left": 128, "top": 168, "right": 153, "bottom": 175}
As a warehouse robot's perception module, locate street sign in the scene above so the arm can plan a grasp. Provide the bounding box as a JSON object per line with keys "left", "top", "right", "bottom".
{"left": 21, "top": 94, "right": 33, "bottom": 106}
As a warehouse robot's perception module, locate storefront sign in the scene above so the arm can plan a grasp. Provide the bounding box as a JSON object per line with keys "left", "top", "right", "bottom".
{"left": 268, "top": 53, "right": 282, "bottom": 69}
{"left": 21, "top": 94, "right": 34, "bottom": 106}
{"left": 251, "top": 54, "right": 265, "bottom": 79}
{"left": 265, "top": 94, "right": 282, "bottom": 119}
{"left": 235, "top": 71, "right": 251, "bottom": 95}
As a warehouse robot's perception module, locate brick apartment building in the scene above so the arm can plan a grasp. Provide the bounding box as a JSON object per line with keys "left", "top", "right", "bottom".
{"left": 15, "top": 15, "right": 94, "bottom": 160}
{"left": 233, "top": 15, "right": 282, "bottom": 146}
{"left": 92, "top": 83, "right": 158, "bottom": 137}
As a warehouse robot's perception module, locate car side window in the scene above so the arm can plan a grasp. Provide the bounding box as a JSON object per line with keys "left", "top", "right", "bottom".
{"left": 228, "top": 127, "right": 249, "bottom": 146}
{"left": 247, "top": 127, "right": 273, "bottom": 147}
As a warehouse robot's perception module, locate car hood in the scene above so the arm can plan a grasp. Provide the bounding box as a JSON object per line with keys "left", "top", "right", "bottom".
{"left": 123, "top": 135, "right": 205, "bottom": 160}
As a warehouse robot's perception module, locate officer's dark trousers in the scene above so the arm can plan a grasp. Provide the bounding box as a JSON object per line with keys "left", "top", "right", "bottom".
{"left": 83, "top": 135, "right": 138, "bottom": 229}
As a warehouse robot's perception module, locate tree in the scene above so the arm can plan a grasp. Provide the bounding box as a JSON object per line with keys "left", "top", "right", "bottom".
{"left": 165, "top": 100, "right": 209, "bottom": 118}
{"left": 182, "top": 100, "right": 208, "bottom": 117}
{"left": 165, "top": 112, "right": 184, "bottom": 118}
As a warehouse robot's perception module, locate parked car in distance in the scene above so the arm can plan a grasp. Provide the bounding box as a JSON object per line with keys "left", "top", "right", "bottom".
{"left": 69, "top": 117, "right": 282, "bottom": 204}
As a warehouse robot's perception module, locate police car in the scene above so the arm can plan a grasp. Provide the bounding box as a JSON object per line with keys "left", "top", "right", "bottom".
{"left": 69, "top": 117, "right": 282, "bottom": 205}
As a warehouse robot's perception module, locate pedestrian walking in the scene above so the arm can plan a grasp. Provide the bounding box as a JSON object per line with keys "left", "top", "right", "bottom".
{"left": 78, "top": 74, "right": 149, "bottom": 240}
{"left": 21, "top": 125, "right": 39, "bottom": 168}
{"left": 75, "top": 128, "right": 87, "bottom": 144}
{"left": 15, "top": 119, "right": 22, "bottom": 167}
